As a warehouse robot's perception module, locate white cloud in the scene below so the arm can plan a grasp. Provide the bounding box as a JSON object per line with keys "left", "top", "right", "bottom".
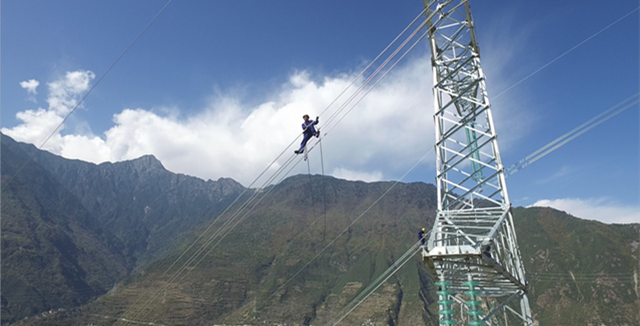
{"left": 20, "top": 79, "right": 40, "bottom": 94}
{"left": 530, "top": 198, "right": 640, "bottom": 224}
{"left": 1, "top": 61, "right": 434, "bottom": 186}
{"left": 46, "top": 70, "right": 95, "bottom": 115}
{"left": 3, "top": 71, "right": 96, "bottom": 151}
{"left": 3, "top": 45, "right": 529, "bottom": 187}
{"left": 331, "top": 167, "right": 383, "bottom": 183}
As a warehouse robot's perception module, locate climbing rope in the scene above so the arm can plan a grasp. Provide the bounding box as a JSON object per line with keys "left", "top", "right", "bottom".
{"left": 319, "top": 133, "right": 328, "bottom": 241}
{"left": 306, "top": 151, "right": 319, "bottom": 224}
{"left": 125, "top": 7, "right": 434, "bottom": 324}
{"left": 243, "top": 148, "right": 434, "bottom": 323}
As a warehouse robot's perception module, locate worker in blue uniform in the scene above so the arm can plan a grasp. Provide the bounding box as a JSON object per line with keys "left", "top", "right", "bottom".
{"left": 418, "top": 228, "right": 427, "bottom": 246}
{"left": 294, "top": 114, "right": 319, "bottom": 154}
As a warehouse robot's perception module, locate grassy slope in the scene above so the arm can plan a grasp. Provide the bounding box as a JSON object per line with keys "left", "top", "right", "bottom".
{"left": 11, "top": 176, "right": 639, "bottom": 326}
{"left": 22, "top": 177, "right": 437, "bottom": 325}
{"left": 515, "top": 207, "right": 639, "bottom": 325}
{"left": 1, "top": 139, "right": 130, "bottom": 325}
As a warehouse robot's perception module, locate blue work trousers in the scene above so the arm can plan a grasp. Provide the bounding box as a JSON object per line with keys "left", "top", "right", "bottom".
{"left": 298, "top": 133, "right": 313, "bottom": 153}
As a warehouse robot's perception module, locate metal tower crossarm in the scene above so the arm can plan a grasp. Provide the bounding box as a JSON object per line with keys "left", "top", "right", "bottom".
{"left": 421, "top": 1, "right": 534, "bottom": 325}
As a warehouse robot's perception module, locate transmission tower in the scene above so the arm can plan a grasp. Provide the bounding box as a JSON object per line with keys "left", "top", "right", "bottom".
{"left": 420, "top": 1, "right": 534, "bottom": 325}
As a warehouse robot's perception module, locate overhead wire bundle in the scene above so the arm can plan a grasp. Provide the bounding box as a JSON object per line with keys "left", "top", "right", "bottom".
{"left": 118, "top": 3, "right": 640, "bottom": 324}
{"left": 116, "top": 6, "right": 435, "bottom": 324}
{"left": 506, "top": 93, "right": 640, "bottom": 177}
{"left": 5, "top": 0, "right": 635, "bottom": 323}
{"left": 327, "top": 241, "right": 424, "bottom": 326}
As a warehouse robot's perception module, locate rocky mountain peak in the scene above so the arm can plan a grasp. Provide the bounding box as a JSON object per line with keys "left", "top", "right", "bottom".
{"left": 129, "top": 154, "right": 165, "bottom": 171}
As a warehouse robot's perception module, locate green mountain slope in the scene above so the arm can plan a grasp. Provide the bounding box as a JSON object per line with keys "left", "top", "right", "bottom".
{"left": 1, "top": 136, "right": 130, "bottom": 325}
{"left": 515, "top": 207, "right": 639, "bottom": 325}
{"left": 2, "top": 134, "right": 247, "bottom": 265}
{"left": 2, "top": 134, "right": 637, "bottom": 325}
{"left": 18, "top": 176, "right": 439, "bottom": 326}
{"left": 18, "top": 177, "right": 639, "bottom": 325}
{"left": 1, "top": 133, "right": 247, "bottom": 324}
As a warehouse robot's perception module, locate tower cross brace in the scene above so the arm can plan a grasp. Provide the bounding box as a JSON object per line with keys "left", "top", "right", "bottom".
{"left": 421, "top": 1, "right": 534, "bottom": 325}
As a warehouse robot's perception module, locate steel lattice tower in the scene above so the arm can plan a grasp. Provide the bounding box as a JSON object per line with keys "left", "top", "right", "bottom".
{"left": 420, "top": 1, "right": 534, "bottom": 325}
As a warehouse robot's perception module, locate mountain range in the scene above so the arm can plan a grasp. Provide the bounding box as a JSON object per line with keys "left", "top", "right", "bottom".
{"left": 1, "top": 133, "right": 638, "bottom": 325}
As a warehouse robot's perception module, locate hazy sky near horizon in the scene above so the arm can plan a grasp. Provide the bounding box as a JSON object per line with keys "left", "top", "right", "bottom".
{"left": 2, "top": 0, "right": 639, "bottom": 224}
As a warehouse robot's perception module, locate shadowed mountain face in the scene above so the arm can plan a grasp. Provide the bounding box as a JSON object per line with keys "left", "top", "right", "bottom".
{"left": 13, "top": 174, "right": 440, "bottom": 326}
{"left": 2, "top": 134, "right": 638, "bottom": 326}
{"left": 2, "top": 136, "right": 130, "bottom": 323}
{"left": 1, "top": 134, "right": 245, "bottom": 325}
{"left": 2, "top": 134, "right": 246, "bottom": 264}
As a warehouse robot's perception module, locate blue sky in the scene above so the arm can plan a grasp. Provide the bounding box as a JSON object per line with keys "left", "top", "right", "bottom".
{"left": 2, "top": 0, "right": 639, "bottom": 224}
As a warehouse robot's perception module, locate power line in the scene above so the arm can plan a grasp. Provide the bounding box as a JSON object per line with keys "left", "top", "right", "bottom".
{"left": 493, "top": 7, "right": 640, "bottom": 100}
{"left": 243, "top": 148, "right": 434, "bottom": 323}
{"left": 120, "top": 9, "right": 434, "bottom": 324}
{"left": 330, "top": 242, "right": 423, "bottom": 326}
{"left": 2, "top": 0, "right": 174, "bottom": 188}
{"left": 119, "top": 5, "right": 639, "bottom": 322}
{"left": 12, "top": 3, "right": 639, "bottom": 325}
{"left": 506, "top": 93, "right": 640, "bottom": 177}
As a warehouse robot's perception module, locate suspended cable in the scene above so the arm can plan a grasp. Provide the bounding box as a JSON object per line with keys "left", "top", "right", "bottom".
{"left": 28, "top": 15, "right": 434, "bottom": 323}
{"left": 127, "top": 154, "right": 301, "bottom": 322}
{"left": 139, "top": 139, "right": 335, "bottom": 322}
{"left": 16, "top": 2, "right": 638, "bottom": 324}
{"left": 323, "top": 28, "right": 430, "bottom": 138}
{"left": 331, "top": 241, "right": 422, "bottom": 321}
{"left": 330, "top": 243, "right": 423, "bottom": 326}
{"left": 243, "top": 148, "right": 434, "bottom": 323}
{"left": 2, "top": 0, "right": 174, "bottom": 188}
{"left": 141, "top": 132, "right": 342, "bottom": 322}
{"left": 137, "top": 148, "right": 323, "bottom": 323}
{"left": 320, "top": 19, "right": 430, "bottom": 132}
{"left": 235, "top": 5, "right": 637, "bottom": 325}
{"left": 123, "top": 9, "right": 435, "bottom": 324}
{"left": 314, "top": 6, "right": 430, "bottom": 121}
{"left": 144, "top": 19, "right": 438, "bottom": 304}
{"left": 506, "top": 93, "right": 639, "bottom": 177}
{"left": 119, "top": 155, "right": 296, "bottom": 322}
{"left": 252, "top": 12, "right": 640, "bottom": 320}
{"left": 493, "top": 6, "right": 640, "bottom": 100}
{"left": 21, "top": 14, "right": 433, "bottom": 324}
{"left": 132, "top": 138, "right": 331, "bottom": 323}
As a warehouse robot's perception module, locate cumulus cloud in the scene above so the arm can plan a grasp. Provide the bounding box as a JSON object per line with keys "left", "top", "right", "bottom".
{"left": 46, "top": 70, "right": 95, "bottom": 115}
{"left": 331, "top": 167, "right": 383, "bottom": 183}
{"left": 4, "top": 71, "right": 96, "bottom": 152}
{"left": 3, "top": 40, "right": 531, "bottom": 187}
{"left": 530, "top": 198, "right": 640, "bottom": 224}
{"left": 2, "top": 60, "right": 435, "bottom": 186}
{"left": 20, "top": 79, "right": 40, "bottom": 94}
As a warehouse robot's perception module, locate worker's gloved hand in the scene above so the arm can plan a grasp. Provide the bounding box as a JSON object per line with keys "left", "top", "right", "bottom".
{"left": 316, "top": 116, "right": 319, "bottom": 122}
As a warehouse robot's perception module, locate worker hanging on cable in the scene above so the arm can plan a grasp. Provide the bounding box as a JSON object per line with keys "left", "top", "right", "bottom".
{"left": 294, "top": 114, "right": 320, "bottom": 155}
